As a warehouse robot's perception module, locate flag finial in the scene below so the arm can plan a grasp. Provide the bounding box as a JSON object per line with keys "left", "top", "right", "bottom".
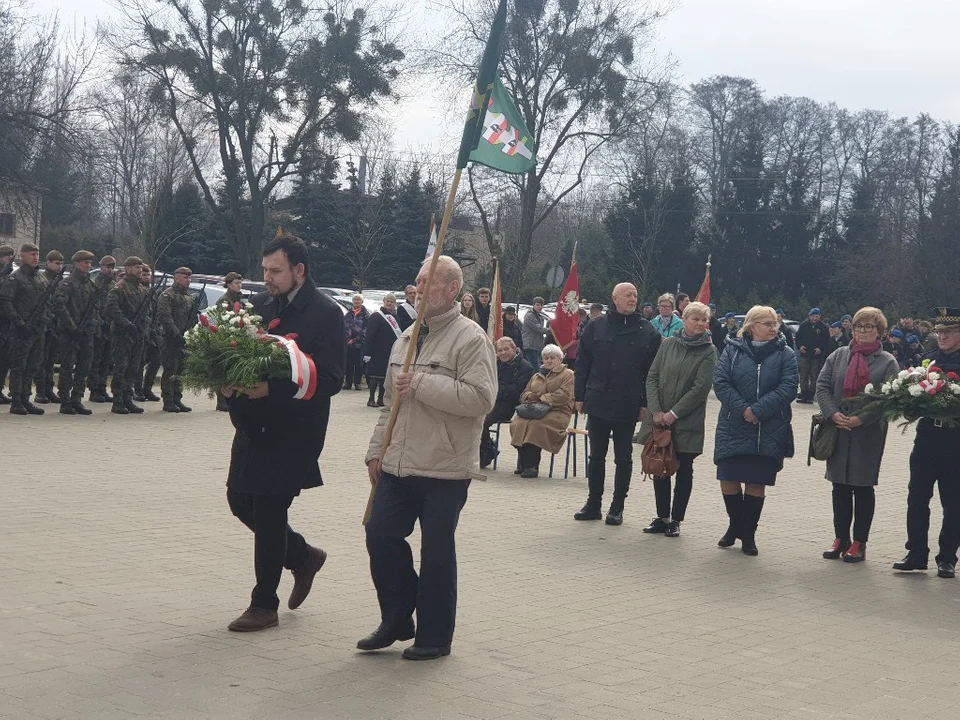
{"left": 275, "top": 226, "right": 283, "bottom": 238}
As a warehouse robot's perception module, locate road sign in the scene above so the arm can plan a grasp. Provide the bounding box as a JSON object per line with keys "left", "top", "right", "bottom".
{"left": 545, "top": 265, "right": 565, "bottom": 288}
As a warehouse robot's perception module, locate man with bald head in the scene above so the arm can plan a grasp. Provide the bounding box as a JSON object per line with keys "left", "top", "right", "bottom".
{"left": 361, "top": 255, "right": 496, "bottom": 661}
{"left": 574, "top": 282, "right": 661, "bottom": 525}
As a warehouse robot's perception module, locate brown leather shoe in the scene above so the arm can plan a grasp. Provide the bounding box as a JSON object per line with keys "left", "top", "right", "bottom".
{"left": 288, "top": 546, "right": 327, "bottom": 609}
{"left": 227, "top": 607, "right": 279, "bottom": 632}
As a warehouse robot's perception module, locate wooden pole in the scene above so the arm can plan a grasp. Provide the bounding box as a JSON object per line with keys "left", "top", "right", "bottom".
{"left": 362, "top": 168, "right": 465, "bottom": 525}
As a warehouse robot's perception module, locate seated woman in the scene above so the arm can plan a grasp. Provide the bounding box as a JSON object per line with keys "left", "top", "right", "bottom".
{"left": 509, "top": 344, "right": 575, "bottom": 478}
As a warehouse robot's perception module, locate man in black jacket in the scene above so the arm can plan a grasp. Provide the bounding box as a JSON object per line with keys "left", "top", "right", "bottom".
{"left": 475, "top": 286, "right": 492, "bottom": 333}
{"left": 794, "top": 307, "right": 829, "bottom": 403}
{"left": 223, "top": 234, "right": 346, "bottom": 632}
{"left": 574, "top": 282, "right": 661, "bottom": 525}
{"left": 709, "top": 303, "right": 724, "bottom": 354}
{"left": 501, "top": 306, "right": 523, "bottom": 349}
{"left": 480, "top": 337, "right": 534, "bottom": 468}
{"left": 893, "top": 307, "right": 960, "bottom": 579}
{"left": 776, "top": 308, "right": 795, "bottom": 350}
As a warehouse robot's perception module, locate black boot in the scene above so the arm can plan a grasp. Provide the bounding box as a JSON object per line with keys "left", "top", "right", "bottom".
{"left": 574, "top": 500, "right": 603, "bottom": 521}
{"left": 47, "top": 389, "right": 61, "bottom": 403}
{"left": 605, "top": 462, "right": 632, "bottom": 525}
{"left": 22, "top": 396, "right": 44, "bottom": 415}
{"left": 60, "top": 402, "right": 77, "bottom": 415}
{"left": 34, "top": 392, "right": 50, "bottom": 404}
{"left": 98, "top": 385, "right": 113, "bottom": 402}
{"left": 163, "top": 400, "right": 181, "bottom": 413}
{"left": 718, "top": 491, "right": 743, "bottom": 547}
{"left": 89, "top": 388, "right": 108, "bottom": 403}
{"left": 144, "top": 389, "right": 161, "bottom": 402}
{"left": 0, "top": 391, "right": 11, "bottom": 405}
{"left": 111, "top": 399, "right": 129, "bottom": 414}
{"left": 175, "top": 399, "right": 192, "bottom": 413}
{"left": 133, "top": 388, "right": 147, "bottom": 402}
{"left": 9, "top": 401, "right": 28, "bottom": 415}
{"left": 72, "top": 400, "right": 93, "bottom": 415}
{"left": 123, "top": 392, "right": 144, "bottom": 414}
{"left": 740, "top": 494, "right": 765, "bottom": 556}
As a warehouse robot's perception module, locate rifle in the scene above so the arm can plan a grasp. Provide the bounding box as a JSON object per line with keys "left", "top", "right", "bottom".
{"left": 74, "top": 273, "right": 112, "bottom": 333}
{"left": 24, "top": 265, "right": 66, "bottom": 327}
{"left": 178, "top": 278, "right": 206, "bottom": 336}
{"left": 130, "top": 272, "right": 168, "bottom": 326}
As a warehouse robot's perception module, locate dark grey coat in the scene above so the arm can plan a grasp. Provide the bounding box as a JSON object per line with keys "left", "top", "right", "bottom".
{"left": 815, "top": 345, "right": 899, "bottom": 487}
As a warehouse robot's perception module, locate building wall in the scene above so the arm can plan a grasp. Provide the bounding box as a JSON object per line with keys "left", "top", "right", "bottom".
{"left": 0, "top": 186, "right": 42, "bottom": 248}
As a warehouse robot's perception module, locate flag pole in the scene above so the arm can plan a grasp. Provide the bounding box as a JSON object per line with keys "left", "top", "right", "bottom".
{"left": 362, "top": 169, "right": 464, "bottom": 525}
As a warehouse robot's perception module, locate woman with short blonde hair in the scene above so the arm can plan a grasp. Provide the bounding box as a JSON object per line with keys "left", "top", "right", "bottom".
{"left": 682, "top": 301, "right": 710, "bottom": 322}
{"left": 713, "top": 305, "right": 798, "bottom": 555}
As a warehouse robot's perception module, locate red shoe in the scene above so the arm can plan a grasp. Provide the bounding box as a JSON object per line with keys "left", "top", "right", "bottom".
{"left": 822, "top": 538, "right": 850, "bottom": 559}
{"left": 842, "top": 541, "right": 866, "bottom": 563}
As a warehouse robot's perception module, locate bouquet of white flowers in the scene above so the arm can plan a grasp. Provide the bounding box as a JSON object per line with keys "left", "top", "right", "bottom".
{"left": 863, "top": 359, "right": 960, "bottom": 429}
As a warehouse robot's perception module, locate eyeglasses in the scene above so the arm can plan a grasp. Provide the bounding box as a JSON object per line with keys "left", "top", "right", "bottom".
{"left": 756, "top": 321, "right": 778, "bottom": 328}
{"left": 853, "top": 324, "right": 876, "bottom": 332}
{"left": 935, "top": 329, "right": 960, "bottom": 336}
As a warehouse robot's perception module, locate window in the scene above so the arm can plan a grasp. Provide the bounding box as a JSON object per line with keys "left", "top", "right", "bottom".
{"left": 0, "top": 213, "right": 13, "bottom": 237}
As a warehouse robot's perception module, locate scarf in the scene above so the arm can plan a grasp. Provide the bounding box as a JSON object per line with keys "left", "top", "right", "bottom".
{"left": 843, "top": 340, "right": 881, "bottom": 398}
{"left": 678, "top": 330, "right": 711, "bottom": 346}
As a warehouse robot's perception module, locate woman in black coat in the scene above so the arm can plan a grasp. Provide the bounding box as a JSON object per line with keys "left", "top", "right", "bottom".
{"left": 362, "top": 293, "right": 402, "bottom": 407}
{"left": 713, "top": 305, "right": 798, "bottom": 556}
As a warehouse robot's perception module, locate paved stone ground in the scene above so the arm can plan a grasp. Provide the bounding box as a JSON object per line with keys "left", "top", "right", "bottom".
{"left": 2, "top": 389, "right": 959, "bottom": 720}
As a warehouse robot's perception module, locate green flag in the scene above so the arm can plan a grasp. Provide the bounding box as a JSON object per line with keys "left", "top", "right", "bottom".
{"left": 456, "top": 0, "right": 536, "bottom": 174}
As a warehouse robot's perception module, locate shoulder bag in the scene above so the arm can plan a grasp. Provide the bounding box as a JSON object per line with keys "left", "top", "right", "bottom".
{"left": 515, "top": 401, "right": 551, "bottom": 420}
{"left": 807, "top": 413, "right": 838, "bottom": 465}
{"left": 641, "top": 426, "right": 680, "bottom": 477}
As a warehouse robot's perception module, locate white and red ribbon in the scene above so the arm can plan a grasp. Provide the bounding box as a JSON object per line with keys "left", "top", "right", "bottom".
{"left": 269, "top": 334, "right": 317, "bottom": 401}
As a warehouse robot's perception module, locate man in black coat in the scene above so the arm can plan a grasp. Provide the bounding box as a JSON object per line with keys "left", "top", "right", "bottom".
{"left": 501, "top": 305, "right": 523, "bottom": 349}
{"left": 223, "top": 234, "right": 345, "bottom": 632}
{"left": 475, "top": 286, "right": 492, "bottom": 333}
{"left": 574, "top": 282, "right": 661, "bottom": 525}
{"left": 893, "top": 307, "right": 960, "bottom": 579}
{"left": 480, "top": 337, "right": 534, "bottom": 468}
{"left": 776, "top": 308, "right": 795, "bottom": 350}
{"left": 794, "top": 307, "right": 829, "bottom": 403}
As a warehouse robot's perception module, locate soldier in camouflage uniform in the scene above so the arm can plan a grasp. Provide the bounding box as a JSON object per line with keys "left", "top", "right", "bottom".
{"left": 53, "top": 250, "right": 98, "bottom": 415}
{"left": 104, "top": 256, "right": 148, "bottom": 415}
{"left": 0, "top": 243, "right": 15, "bottom": 404}
{"left": 215, "top": 272, "right": 245, "bottom": 411}
{"left": 35, "top": 250, "right": 65, "bottom": 404}
{"left": 87, "top": 255, "right": 117, "bottom": 402}
{"left": 157, "top": 266, "right": 197, "bottom": 413}
{"left": 136, "top": 264, "right": 163, "bottom": 403}
{"left": 0, "top": 243, "right": 50, "bottom": 415}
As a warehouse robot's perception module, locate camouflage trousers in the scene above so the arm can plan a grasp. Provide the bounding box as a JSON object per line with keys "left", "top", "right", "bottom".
{"left": 160, "top": 342, "right": 185, "bottom": 401}
{"left": 88, "top": 332, "right": 113, "bottom": 391}
{"left": 8, "top": 331, "right": 43, "bottom": 399}
{"left": 109, "top": 334, "right": 144, "bottom": 398}
{"left": 140, "top": 341, "right": 161, "bottom": 393}
{"left": 58, "top": 334, "right": 94, "bottom": 403}
{"left": 37, "top": 329, "right": 59, "bottom": 395}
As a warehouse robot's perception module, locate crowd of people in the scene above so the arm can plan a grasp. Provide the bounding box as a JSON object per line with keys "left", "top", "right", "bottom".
{"left": 0, "top": 242, "right": 252, "bottom": 416}
{"left": 4, "top": 237, "right": 960, "bottom": 664}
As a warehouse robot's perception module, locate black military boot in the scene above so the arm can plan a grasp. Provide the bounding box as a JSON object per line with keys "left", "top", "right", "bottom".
{"left": 47, "top": 389, "right": 61, "bottom": 403}
{"left": 133, "top": 388, "right": 147, "bottom": 402}
{"left": 111, "top": 399, "right": 129, "bottom": 414}
{"left": 59, "top": 402, "right": 77, "bottom": 415}
{"left": 175, "top": 399, "right": 192, "bottom": 413}
{"left": 123, "top": 392, "right": 144, "bottom": 414}
{"left": 9, "top": 400, "right": 28, "bottom": 415}
{"left": 163, "top": 399, "right": 181, "bottom": 413}
{"left": 0, "top": 391, "right": 11, "bottom": 405}
{"left": 89, "top": 388, "right": 107, "bottom": 403}
{"left": 72, "top": 400, "right": 93, "bottom": 416}
{"left": 22, "top": 397, "right": 44, "bottom": 415}
{"left": 99, "top": 385, "right": 113, "bottom": 402}
{"left": 143, "top": 389, "right": 161, "bottom": 402}
{"left": 34, "top": 392, "right": 50, "bottom": 404}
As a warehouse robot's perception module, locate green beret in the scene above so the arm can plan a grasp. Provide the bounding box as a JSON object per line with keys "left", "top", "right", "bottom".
{"left": 46, "top": 250, "right": 64, "bottom": 262}
{"left": 174, "top": 266, "right": 192, "bottom": 276}
{"left": 224, "top": 271, "right": 242, "bottom": 285}
{"left": 72, "top": 250, "right": 95, "bottom": 263}
{"left": 19, "top": 242, "right": 39, "bottom": 253}
{"left": 0, "top": 244, "right": 14, "bottom": 258}
{"left": 123, "top": 256, "right": 143, "bottom": 268}
{"left": 99, "top": 255, "right": 116, "bottom": 267}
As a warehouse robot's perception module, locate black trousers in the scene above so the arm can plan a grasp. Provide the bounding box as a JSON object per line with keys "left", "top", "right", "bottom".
{"left": 653, "top": 452, "right": 697, "bottom": 522}
{"left": 906, "top": 450, "right": 960, "bottom": 564}
{"left": 480, "top": 401, "right": 515, "bottom": 461}
{"left": 345, "top": 347, "right": 364, "bottom": 386}
{"left": 586, "top": 415, "right": 636, "bottom": 506}
{"left": 365, "top": 472, "right": 469, "bottom": 648}
{"left": 367, "top": 375, "right": 385, "bottom": 403}
{"left": 832, "top": 483, "right": 876, "bottom": 543}
{"left": 227, "top": 490, "right": 308, "bottom": 611}
{"left": 518, "top": 443, "right": 542, "bottom": 470}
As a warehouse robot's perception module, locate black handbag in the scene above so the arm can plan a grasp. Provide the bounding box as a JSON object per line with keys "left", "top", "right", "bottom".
{"left": 515, "top": 401, "right": 551, "bottom": 420}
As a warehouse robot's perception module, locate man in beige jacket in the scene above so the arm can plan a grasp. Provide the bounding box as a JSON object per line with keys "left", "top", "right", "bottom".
{"left": 360, "top": 256, "right": 496, "bottom": 661}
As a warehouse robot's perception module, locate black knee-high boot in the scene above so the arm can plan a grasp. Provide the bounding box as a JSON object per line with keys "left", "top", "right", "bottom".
{"left": 718, "top": 492, "right": 743, "bottom": 547}
{"left": 741, "top": 494, "right": 765, "bottom": 556}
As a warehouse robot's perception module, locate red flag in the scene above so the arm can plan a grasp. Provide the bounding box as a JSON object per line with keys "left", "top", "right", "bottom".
{"left": 550, "top": 256, "right": 579, "bottom": 349}
{"left": 488, "top": 259, "right": 503, "bottom": 341}
{"left": 695, "top": 257, "right": 711, "bottom": 305}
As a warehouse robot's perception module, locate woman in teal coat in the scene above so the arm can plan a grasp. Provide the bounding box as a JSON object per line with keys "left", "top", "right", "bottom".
{"left": 636, "top": 302, "right": 718, "bottom": 537}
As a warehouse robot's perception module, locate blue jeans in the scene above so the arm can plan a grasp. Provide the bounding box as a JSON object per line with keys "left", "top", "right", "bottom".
{"left": 365, "top": 472, "right": 470, "bottom": 647}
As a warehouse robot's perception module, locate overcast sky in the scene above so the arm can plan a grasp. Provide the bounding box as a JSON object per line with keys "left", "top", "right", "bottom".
{"left": 32, "top": 0, "right": 960, "bottom": 154}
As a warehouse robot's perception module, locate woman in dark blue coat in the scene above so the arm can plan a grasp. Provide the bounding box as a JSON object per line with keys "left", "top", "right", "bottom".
{"left": 713, "top": 305, "right": 798, "bottom": 556}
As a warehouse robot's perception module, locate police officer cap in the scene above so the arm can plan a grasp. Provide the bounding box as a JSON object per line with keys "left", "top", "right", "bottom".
{"left": 709, "top": 302, "right": 717, "bottom": 309}
{"left": 724, "top": 312, "right": 736, "bottom": 319}
{"left": 175, "top": 266, "right": 192, "bottom": 276}
{"left": 123, "top": 256, "right": 144, "bottom": 268}
{"left": 0, "top": 244, "right": 14, "bottom": 258}
{"left": 907, "top": 335, "right": 920, "bottom": 344}
{"left": 809, "top": 307, "right": 821, "bottom": 316}
{"left": 775, "top": 308, "right": 785, "bottom": 316}
{"left": 842, "top": 314, "right": 852, "bottom": 321}
{"left": 46, "top": 250, "right": 64, "bottom": 262}
{"left": 19, "top": 242, "right": 39, "bottom": 253}
{"left": 71, "top": 250, "right": 95, "bottom": 263}
{"left": 933, "top": 306, "right": 960, "bottom": 329}
{"left": 890, "top": 329, "right": 904, "bottom": 339}
{"left": 830, "top": 321, "right": 842, "bottom": 328}
{"left": 224, "top": 271, "right": 242, "bottom": 285}
{"left": 100, "top": 255, "right": 117, "bottom": 267}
